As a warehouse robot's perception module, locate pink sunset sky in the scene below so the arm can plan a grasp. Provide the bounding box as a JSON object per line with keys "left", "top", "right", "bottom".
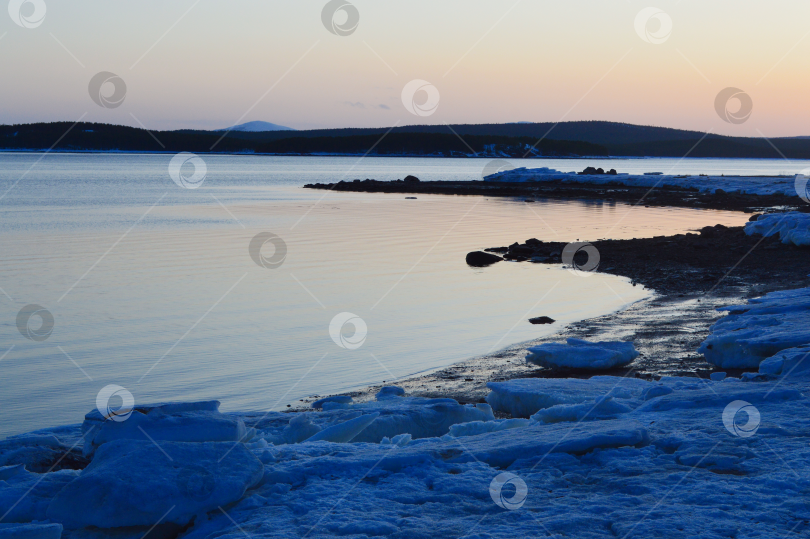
{"left": 1, "top": 0, "right": 808, "bottom": 136}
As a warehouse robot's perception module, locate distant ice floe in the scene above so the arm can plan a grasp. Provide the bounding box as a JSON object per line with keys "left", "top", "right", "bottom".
{"left": 525, "top": 338, "right": 639, "bottom": 370}
{"left": 745, "top": 211, "right": 810, "bottom": 246}
{"left": 486, "top": 166, "right": 799, "bottom": 196}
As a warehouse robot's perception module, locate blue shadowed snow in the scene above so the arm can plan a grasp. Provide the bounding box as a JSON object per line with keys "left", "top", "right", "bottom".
{"left": 746, "top": 211, "right": 810, "bottom": 246}
{"left": 699, "top": 285, "right": 810, "bottom": 368}
{"left": 4, "top": 285, "right": 810, "bottom": 538}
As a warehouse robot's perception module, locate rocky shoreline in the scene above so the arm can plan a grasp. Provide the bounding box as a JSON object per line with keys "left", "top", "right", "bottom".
{"left": 303, "top": 177, "right": 805, "bottom": 213}
{"left": 296, "top": 183, "right": 810, "bottom": 409}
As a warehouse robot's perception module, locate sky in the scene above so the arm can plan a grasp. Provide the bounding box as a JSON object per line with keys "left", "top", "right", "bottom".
{"left": 0, "top": 0, "right": 808, "bottom": 137}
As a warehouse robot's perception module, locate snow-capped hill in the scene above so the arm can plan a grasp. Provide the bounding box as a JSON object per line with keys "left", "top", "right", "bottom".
{"left": 218, "top": 121, "right": 295, "bottom": 132}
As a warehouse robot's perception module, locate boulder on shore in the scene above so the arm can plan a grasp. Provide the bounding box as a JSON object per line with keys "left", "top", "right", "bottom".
{"left": 529, "top": 316, "right": 556, "bottom": 325}
{"left": 466, "top": 251, "right": 503, "bottom": 267}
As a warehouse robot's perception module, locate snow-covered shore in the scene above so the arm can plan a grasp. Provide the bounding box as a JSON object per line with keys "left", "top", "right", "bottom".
{"left": 2, "top": 361, "right": 809, "bottom": 538}
{"left": 485, "top": 166, "right": 802, "bottom": 197}
{"left": 4, "top": 214, "right": 810, "bottom": 538}
{"left": 4, "top": 275, "right": 810, "bottom": 538}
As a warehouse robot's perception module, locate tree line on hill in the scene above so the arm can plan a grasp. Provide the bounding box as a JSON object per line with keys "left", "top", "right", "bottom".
{"left": 3, "top": 121, "right": 810, "bottom": 159}
{"left": 0, "top": 123, "right": 606, "bottom": 157}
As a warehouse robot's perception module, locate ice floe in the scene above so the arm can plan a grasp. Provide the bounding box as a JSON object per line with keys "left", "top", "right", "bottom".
{"left": 47, "top": 440, "right": 263, "bottom": 528}
{"left": 531, "top": 396, "right": 634, "bottom": 423}
{"left": 699, "top": 286, "right": 810, "bottom": 368}
{"left": 81, "top": 400, "right": 251, "bottom": 457}
{"left": 526, "top": 338, "right": 640, "bottom": 370}
{"left": 486, "top": 376, "right": 649, "bottom": 418}
{"left": 310, "top": 395, "right": 353, "bottom": 409}
{"left": 304, "top": 412, "right": 380, "bottom": 443}
{"left": 758, "top": 344, "right": 810, "bottom": 377}
{"left": 0, "top": 523, "right": 63, "bottom": 539}
{"left": 0, "top": 466, "right": 78, "bottom": 523}
{"left": 745, "top": 211, "right": 810, "bottom": 246}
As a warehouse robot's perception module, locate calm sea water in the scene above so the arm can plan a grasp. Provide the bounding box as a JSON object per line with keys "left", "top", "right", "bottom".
{"left": 0, "top": 153, "right": 784, "bottom": 436}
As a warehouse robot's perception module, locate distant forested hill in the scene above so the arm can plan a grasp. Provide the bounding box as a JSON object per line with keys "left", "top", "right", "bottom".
{"left": 175, "top": 121, "right": 707, "bottom": 146}
{"left": 3, "top": 121, "right": 810, "bottom": 159}
{"left": 0, "top": 122, "right": 605, "bottom": 157}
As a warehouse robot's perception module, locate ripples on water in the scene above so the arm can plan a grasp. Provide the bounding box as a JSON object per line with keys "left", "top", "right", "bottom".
{"left": 0, "top": 154, "right": 771, "bottom": 435}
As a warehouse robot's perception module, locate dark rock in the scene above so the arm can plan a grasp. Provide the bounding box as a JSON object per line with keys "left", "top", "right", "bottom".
{"left": 466, "top": 251, "right": 503, "bottom": 267}
{"left": 404, "top": 175, "right": 420, "bottom": 183}
{"left": 529, "top": 316, "right": 556, "bottom": 325}
{"left": 748, "top": 213, "right": 762, "bottom": 222}
{"left": 305, "top": 176, "right": 807, "bottom": 214}
{"left": 525, "top": 238, "right": 542, "bottom": 246}
{"left": 509, "top": 246, "right": 535, "bottom": 256}
{"left": 699, "top": 226, "right": 717, "bottom": 238}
